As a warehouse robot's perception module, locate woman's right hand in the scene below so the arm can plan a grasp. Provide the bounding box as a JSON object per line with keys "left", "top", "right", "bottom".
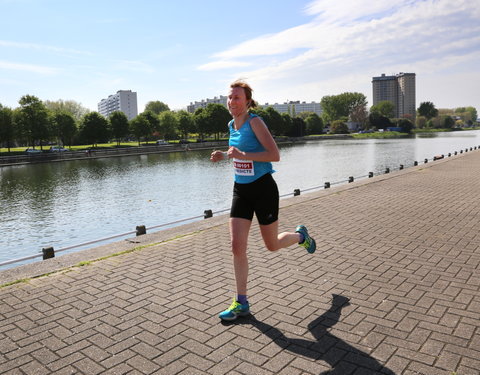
{"left": 210, "top": 150, "right": 226, "bottom": 162}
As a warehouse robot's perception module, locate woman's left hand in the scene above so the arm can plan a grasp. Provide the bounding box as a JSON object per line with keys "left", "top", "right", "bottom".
{"left": 227, "top": 146, "right": 245, "bottom": 160}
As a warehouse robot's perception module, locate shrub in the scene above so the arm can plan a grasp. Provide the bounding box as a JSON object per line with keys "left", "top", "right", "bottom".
{"left": 329, "top": 120, "right": 349, "bottom": 134}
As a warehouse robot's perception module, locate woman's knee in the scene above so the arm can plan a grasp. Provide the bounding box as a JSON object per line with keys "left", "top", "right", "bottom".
{"left": 231, "top": 239, "right": 248, "bottom": 256}
{"left": 263, "top": 239, "right": 280, "bottom": 252}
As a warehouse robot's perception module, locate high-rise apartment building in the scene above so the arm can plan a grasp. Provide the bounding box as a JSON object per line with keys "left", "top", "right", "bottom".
{"left": 372, "top": 73, "right": 416, "bottom": 119}
{"left": 98, "top": 90, "right": 138, "bottom": 120}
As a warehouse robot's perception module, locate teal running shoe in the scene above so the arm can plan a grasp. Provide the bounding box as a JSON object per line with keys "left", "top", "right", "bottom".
{"left": 219, "top": 298, "right": 250, "bottom": 321}
{"left": 296, "top": 225, "right": 316, "bottom": 254}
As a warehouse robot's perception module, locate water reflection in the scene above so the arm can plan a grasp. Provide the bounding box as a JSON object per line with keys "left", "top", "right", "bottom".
{"left": 1, "top": 131, "right": 479, "bottom": 267}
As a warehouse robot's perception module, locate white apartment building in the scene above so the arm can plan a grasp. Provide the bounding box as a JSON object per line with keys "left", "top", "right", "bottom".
{"left": 187, "top": 96, "right": 228, "bottom": 113}
{"left": 261, "top": 101, "right": 322, "bottom": 116}
{"left": 187, "top": 96, "right": 322, "bottom": 116}
{"left": 372, "top": 73, "right": 416, "bottom": 119}
{"left": 98, "top": 90, "right": 138, "bottom": 120}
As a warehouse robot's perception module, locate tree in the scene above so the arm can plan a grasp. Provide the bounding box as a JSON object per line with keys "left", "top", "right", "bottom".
{"left": 330, "top": 120, "right": 349, "bottom": 134}
{"left": 109, "top": 111, "right": 130, "bottom": 146}
{"left": 465, "top": 107, "right": 477, "bottom": 123}
{"left": 396, "top": 118, "right": 414, "bottom": 133}
{"left": 15, "top": 95, "right": 50, "bottom": 148}
{"left": 350, "top": 105, "right": 369, "bottom": 129}
{"left": 129, "top": 114, "right": 151, "bottom": 145}
{"left": 286, "top": 117, "right": 306, "bottom": 137}
{"left": 320, "top": 92, "right": 367, "bottom": 123}
{"left": 158, "top": 111, "right": 178, "bottom": 140}
{"left": 176, "top": 110, "right": 195, "bottom": 140}
{"left": 263, "top": 107, "right": 284, "bottom": 136}
{"left": 427, "top": 115, "right": 455, "bottom": 129}
{"left": 250, "top": 107, "right": 270, "bottom": 126}
{"left": 417, "top": 101, "right": 438, "bottom": 120}
{"left": 369, "top": 112, "right": 391, "bottom": 130}
{"left": 204, "top": 104, "right": 230, "bottom": 140}
{"left": 142, "top": 111, "right": 161, "bottom": 138}
{"left": 44, "top": 99, "right": 90, "bottom": 121}
{"left": 370, "top": 101, "right": 395, "bottom": 118}
{"left": 281, "top": 113, "right": 293, "bottom": 136}
{"left": 144, "top": 101, "right": 170, "bottom": 114}
{"left": 129, "top": 111, "right": 159, "bottom": 144}
{"left": 51, "top": 112, "right": 77, "bottom": 147}
{"left": 0, "top": 106, "right": 15, "bottom": 152}
{"left": 416, "top": 116, "right": 427, "bottom": 129}
{"left": 296, "top": 111, "right": 313, "bottom": 120}
{"left": 428, "top": 117, "right": 443, "bottom": 129}
{"left": 79, "top": 112, "right": 110, "bottom": 147}
{"left": 442, "top": 115, "right": 455, "bottom": 129}
{"left": 305, "top": 113, "right": 323, "bottom": 135}
{"left": 455, "top": 106, "right": 477, "bottom": 125}
{"left": 193, "top": 108, "right": 209, "bottom": 140}
{"left": 252, "top": 107, "right": 288, "bottom": 135}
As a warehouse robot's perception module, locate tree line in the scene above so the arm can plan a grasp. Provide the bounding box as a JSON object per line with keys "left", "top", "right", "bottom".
{"left": 0, "top": 96, "right": 326, "bottom": 151}
{"left": 1, "top": 94, "right": 478, "bottom": 152}
{"left": 369, "top": 100, "right": 478, "bottom": 131}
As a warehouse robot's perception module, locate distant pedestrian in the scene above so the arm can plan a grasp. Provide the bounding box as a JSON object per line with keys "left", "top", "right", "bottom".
{"left": 210, "top": 80, "right": 316, "bottom": 321}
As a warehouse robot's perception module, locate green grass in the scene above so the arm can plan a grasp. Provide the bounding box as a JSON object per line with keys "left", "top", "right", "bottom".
{"left": 0, "top": 138, "right": 230, "bottom": 154}
{"left": 304, "top": 134, "right": 349, "bottom": 138}
{"left": 413, "top": 128, "right": 452, "bottom": 133}
{"left": 351, "top": 131, "right": 409, "bottom": 139}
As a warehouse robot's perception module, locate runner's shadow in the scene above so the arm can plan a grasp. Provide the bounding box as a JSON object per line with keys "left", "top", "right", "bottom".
{"left": 228, "top": 294, "right": 396, "bottom": 375}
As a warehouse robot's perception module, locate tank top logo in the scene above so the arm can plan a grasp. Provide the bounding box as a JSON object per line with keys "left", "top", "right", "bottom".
{"left": 233, "top": 158, "right": 254, "bottom": 176}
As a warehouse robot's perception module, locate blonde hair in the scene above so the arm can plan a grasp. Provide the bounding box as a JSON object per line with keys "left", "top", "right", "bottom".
{"left": 230, "top": 80, "right": 257, "bottom": 109}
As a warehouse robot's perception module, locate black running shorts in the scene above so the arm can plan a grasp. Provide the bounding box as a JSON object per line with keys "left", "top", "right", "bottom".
{"left": 230, "top": 173, "right": 279, "bottom": 225}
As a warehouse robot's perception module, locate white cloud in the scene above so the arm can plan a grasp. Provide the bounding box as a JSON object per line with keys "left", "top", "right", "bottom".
{"left": 0, "top": 40, "right": 92, "bottom": 56}
{"left": 197, "top": 60, "right": 252, "bottom": 71}
{"left": 303, "top": 0, "right": 409, "bottom": 23}
{"left": 0, "top": 60, "right": 58, "bottom": 75}
{"left": 199, "top": 0, "right": 480, "bottom": 107}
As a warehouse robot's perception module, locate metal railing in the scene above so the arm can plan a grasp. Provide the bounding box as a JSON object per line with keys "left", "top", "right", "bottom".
{"left": 0, "top": 146, "right": 478, "bottom": 268}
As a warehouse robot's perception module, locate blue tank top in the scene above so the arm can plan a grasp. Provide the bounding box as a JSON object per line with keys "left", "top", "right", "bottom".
{"left": 228, "top": 113, "right": 274, "bottom": 184}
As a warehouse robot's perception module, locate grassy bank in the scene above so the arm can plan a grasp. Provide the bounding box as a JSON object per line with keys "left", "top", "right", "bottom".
{"left": 0, "top": 138, "right": 226, "bottom": 154}
{"left": 3, "top": 128, "right": 478, "bottom": 154}
{"left": 351, "top": 131, "right": 409, "bottom": 139}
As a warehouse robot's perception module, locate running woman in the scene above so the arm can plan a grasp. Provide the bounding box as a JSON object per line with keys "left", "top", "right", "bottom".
{"left": 210, "top": 80, "right": 316, "bottom": 321}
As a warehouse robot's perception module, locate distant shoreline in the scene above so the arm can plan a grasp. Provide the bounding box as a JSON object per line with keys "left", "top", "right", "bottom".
{"left": 0, "top": 135, "right": 349, "bottom": 168}
{"left": 2, "top": 130, "right": 478, "bottom": 168}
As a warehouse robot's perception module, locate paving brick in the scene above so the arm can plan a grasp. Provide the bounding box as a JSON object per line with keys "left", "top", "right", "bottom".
{"left": 100, "top": 349, "right": 136, "bottom": 368}
{"left": 102, "top": 363, "right": 132, "bottom": 375}
{"left": 72, "top": 356, "right": 106, "bottom": 374}
{"left": 207, "top": 355, "right": 243, "bottom": 375}
{"left": 19, "top": 360, "right": 51, "bottom": 375}
{"left": 47, "top": 352, "right": 84, "bottom": 372}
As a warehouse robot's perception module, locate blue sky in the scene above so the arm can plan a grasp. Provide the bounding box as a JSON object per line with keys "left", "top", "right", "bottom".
{"left": 1, "top": 0, "right": 479, "bottom": 113}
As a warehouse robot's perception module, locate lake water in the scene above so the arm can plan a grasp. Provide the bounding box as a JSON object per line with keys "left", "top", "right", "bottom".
{"left": 1, "top": 130, "right": 479, "bottom": 268}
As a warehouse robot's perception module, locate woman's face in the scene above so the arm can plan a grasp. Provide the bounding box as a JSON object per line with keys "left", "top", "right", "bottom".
{"left": 228, "top": 87, "right": 248, "bottom": 117}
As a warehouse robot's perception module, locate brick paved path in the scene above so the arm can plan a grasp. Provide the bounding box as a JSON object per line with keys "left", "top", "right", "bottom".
{"left": 1, "top": 151, "right": 479, "bottom": 375}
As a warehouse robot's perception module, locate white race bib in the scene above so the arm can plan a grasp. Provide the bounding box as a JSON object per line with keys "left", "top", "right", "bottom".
{"left": 233, "top": 158, "right": 254, "bottom": 176}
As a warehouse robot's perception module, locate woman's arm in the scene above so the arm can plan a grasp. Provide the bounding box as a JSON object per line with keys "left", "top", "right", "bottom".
{"left": 228, "top": 116, "right": 280, "bottom": 162}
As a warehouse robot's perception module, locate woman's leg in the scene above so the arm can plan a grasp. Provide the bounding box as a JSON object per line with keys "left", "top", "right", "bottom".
{"left": 229, "top": 217, "right": 252, "bottom": 295}
{"left": 260, "top": 220, "right": 301, "bottom": 252}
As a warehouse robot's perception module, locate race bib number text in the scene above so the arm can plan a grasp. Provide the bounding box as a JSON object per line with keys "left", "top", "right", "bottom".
{"left": 234, "top": 159, "right": 254, "bottom": 176}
